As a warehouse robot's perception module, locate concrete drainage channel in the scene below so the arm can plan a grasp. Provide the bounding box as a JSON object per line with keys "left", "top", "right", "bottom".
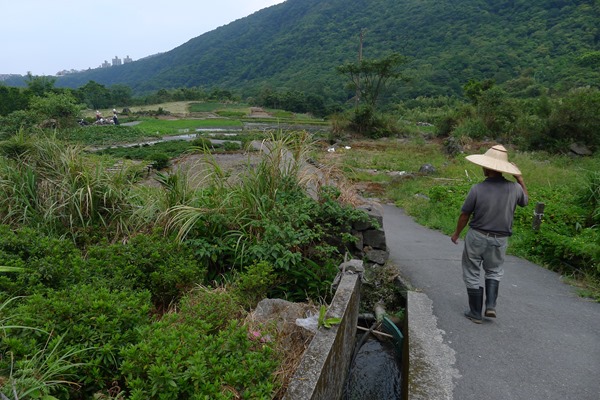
{"left": 282, "top": 266, "right": 453, "bottom": 400}
{"left": 283, "top": 204, "right": 451, "bottom": 400}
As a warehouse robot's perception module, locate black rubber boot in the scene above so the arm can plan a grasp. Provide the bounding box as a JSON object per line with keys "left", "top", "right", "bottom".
{"left": 465, "top": 287, "right": 483, "bottom": 324}
{"left": 485, "top": 279, "right": 499, "bottom": 318}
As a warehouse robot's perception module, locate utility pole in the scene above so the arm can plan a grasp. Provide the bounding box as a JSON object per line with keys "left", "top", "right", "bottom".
{"left": 355, "top": 29, "right": 366, "bottom": 109}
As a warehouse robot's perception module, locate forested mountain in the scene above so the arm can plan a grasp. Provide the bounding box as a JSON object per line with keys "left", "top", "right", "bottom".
{"left": 47, "top": 0, "right": 600, "bottom": 100}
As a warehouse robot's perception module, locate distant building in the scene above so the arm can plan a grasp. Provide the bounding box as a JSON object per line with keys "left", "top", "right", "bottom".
{"left": 123, "top": 55, "right": 133, "bottom": 64}
{"left": 101, "top": 60, "right": 111, "bottom": 68}
{"left": 112, "top": 56, "right": 122, "bottom": 66}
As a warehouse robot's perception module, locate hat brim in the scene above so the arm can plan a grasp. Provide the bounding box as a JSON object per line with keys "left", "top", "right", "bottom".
{"left": 466, "top": 154, "right": 521, "bottom": 175}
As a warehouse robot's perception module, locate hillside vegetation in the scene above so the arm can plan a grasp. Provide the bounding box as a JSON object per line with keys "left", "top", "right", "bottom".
{"left": 18, "top": 0, "right": 595, "bottom": 100}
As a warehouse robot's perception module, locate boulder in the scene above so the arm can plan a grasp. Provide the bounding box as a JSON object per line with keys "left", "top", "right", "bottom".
{"left": 363, "top": 228, "right": 387, "bottom": 250}
{"left": 569, "top": 143, "right": 593, "bottom": 156}
{"left": 419, "top": 163, "right": 436, "bottom": 174}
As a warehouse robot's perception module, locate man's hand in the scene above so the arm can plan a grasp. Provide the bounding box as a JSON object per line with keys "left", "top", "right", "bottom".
{"left": 451, "top": 233, "right": 460, "bottom": 244}
{"left": 512, "top": 173, "right": 529, "bottom": 198}
{"left": 452, "top": 212, "right": 471, "bottom": 245}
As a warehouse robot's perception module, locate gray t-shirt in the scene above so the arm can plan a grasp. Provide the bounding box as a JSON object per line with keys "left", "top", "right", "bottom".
{"left": 461, "top": 176, "right": 528, "bottom": 236}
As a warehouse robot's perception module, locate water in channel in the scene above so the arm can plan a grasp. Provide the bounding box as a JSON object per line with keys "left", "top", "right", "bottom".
{"left": 342, "top": 333, "right": 402, "bottom": 400}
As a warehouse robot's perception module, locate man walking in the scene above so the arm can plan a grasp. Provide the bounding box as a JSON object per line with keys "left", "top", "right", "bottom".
{"left": 451, "top": 144, "right": 528, "bottom": 324}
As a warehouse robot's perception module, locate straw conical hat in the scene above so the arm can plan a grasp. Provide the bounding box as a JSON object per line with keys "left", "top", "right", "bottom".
{"left": 465, "top": 144, "right": 521, "bottom": 175}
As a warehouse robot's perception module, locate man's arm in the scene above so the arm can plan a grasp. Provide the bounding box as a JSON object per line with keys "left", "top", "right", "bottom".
{"left": 513, "top": 174, "right": 529, "bottom": 204}
{"left": 451, "top": 212, "right": 471, "bottom": 244}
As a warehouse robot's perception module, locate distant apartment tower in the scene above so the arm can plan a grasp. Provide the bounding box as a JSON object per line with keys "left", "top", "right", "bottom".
{"left": 123, "top": 55, "right": 133, "bottom": 64}
{"left": 112, "top": 56, "right": 122, "bottom": 66}
{"left": 101, "top": 60, "right": 111, "bottom": 68}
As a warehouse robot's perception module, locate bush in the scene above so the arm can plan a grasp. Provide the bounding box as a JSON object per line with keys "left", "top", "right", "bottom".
{"left": 191, "top": 136, "right": 213, "bottom": 149}
{"left": 452, "top": 117, "right": 488, "bottom": 140}
{"left": 546, "top": 87, "right": 600, "bottom": 151}
{"left": 85, "top": 233, "right": 207, "bottom": 309}
{"left": 231, "top": 261, "right": 277, "bottom": 310}
{"left": 0, "top": 225, "right": 86, "bottom": 297}
{"left": 578, "top": 170, "right": 600, "bottom": 225}
{"left": 150, "top": 152, "right": 170, "bottom": 170}
{"left": 120, "top": 289, "right": 279, "bottom": 399}
{"left": 0, "top": 110, "right": 40, "bottom": 134}
{"left": 434, "top": 104, "right": 474, "bottom": 137}
{"left": 234, "top": 185, "right": 368, "bottom": 301}
{"left": 28, "top": 92, "right": 80, "bottom": 129}
{"left": 222, "top": 141, "right": 241, "bottom": 151}
{"left": 2, "top": 285, "right": 152, "bottom": 396}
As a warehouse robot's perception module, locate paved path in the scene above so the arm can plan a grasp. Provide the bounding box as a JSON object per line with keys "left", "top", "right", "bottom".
{"left": 382, "top": 205, "right": 600, "bottom": 400}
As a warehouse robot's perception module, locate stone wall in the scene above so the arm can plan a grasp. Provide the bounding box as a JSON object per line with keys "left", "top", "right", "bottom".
{"left": 353, "top": 203, "right": 389, "bottom": 266}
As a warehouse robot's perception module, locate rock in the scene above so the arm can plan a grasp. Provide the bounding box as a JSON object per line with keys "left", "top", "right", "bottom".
{"left": 569, "top": 143, "right": 593, "bottom": 156}
{"left": 444, "top": 137, "right": 463, "bottom": 156}
{"left": 363, "top": 228, "right": 387, "bottom": 250}
{"left": 354, "top": 204, "right": 383, "bottom": 230}
{"left": 365, "top": 248, "right": 390, "bottom": 265}
{"left": 352, "top": 230, "right": 364, "bottom": 252}
{"left": 251, "top": 299, "right": 317, "bottom": 344}
{"left": 419, "top": 163, "right": 436, "bottom": 174}
{"left": 339, "top": 259, "right": 365, "bottom": 274}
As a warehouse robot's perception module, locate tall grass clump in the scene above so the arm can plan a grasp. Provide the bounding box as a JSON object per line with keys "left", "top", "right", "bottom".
{"left": 0, "top": 132, "right": 144, "bottom": 241}
{"left": 168, "top": 131, "right": 369, "bottom": 300}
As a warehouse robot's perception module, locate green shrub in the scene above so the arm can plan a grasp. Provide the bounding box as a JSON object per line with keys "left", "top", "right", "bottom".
{"left": 512, "top": 185, "right": 600, "bottom": 280}
{"left": 0, "top": 225, "right": 86, "bottom": 297}
{"left": 190, "top": 136, "right": 213, "bottom": 149}
{"left": 232, "top": 261, "right": 277, "bottom": 310}
{"left": 222, "top": 141, "right": 241, "bottom": 151}
{"left": 434, "top": 104, "right": 475, "bottom": 138}
{"left": 120, "top": 289, "right": 279, "bottom": 399}
{"left": 150, "top": 152, "right": 170, "bottom": 170}
{"left": 0, "top": 110, "right": 40, "bottom": 134}
{"left": 85, "top": 233, "right": 207, "bottom": 308}
{"left": 577, "top": 169, "right": 600, "bottom": 226}
{"left": 546, "top": 87, "right": 600, "bottom": 151}
{"left": 235, "top": 186, "right": 367, "bottom": 300}
{"left": 452, "top": 117, "right": 488, "bottom": 140}
{"left": 349, "top": 106, "right": 402, "bottom": 138}
{"left": 2, "top": 285, "right": 152, "bottom": 396}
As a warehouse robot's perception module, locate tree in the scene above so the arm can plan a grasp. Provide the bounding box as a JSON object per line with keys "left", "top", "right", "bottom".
{"left": 75, "top": 81, "right": 112, "bottom": 109}
{"left": 463, "top": 79, "right": 495, "bottom": 104}
{"left": 24, "top": 74, "right": 57, "bottom": 97}
{"left": 336, "top": 52, "right": 408, "bottom": 136}
{"left": 337, "top": 52, "right": 408, "bottom": 109}
{"left": 29, "top": 92, "right": 81, "bottom": 128}
{"left": 109, "top": 84, "right": 133, "bottom": 107}
{"left": 547, "top": 87, "right": 600, "bottom": 150}
{"left": 0, "top": 86, "right": 29, "bottom": 116}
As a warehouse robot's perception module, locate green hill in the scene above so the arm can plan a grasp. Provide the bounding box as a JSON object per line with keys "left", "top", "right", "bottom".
{"left": 44, "top": 0, "right": 600, "bottom": 99}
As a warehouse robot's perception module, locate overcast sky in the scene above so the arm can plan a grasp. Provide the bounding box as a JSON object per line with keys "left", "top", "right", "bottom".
{"left": 1, "top": 0, "right": 286, "bottom": 76}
